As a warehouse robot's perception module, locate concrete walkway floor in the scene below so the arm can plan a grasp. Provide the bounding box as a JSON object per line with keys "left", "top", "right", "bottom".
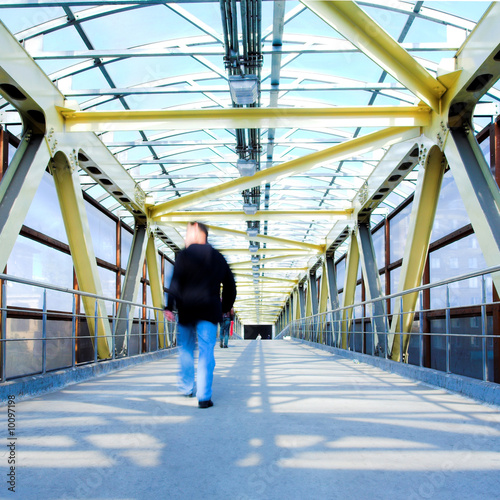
{"left": 2, "top": 339, "right": 500, "bottom": 500}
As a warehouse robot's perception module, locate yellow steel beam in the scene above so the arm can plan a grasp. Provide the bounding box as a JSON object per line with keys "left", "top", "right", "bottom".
{"left": 157, "top": 210, "right": 353, "bottom": 222}
{"left": 389, "top": 146, "right": 445, "bottom": 361}
{"left": 50, "top": 151, "right": 111, "bottom": 359}
{"left": 233, "top": 271, "right": 298, "bottom": 283}
{"left": 230, "top": 254, "right": 313, "bottom": 268}
{"left": 221, "top": 248, "right": 318, "bottom": 256}
{"left": 151, "top": 126, "right": 420, "bottom": 217}
{"left": 341, "top": 231, "right": 360, "bottom": 350}
{"left": 318, "top": 260, "right": 329, "bottom": 314}
{"left": 0, "top": 21, "right": 65, "bottom": 133}
{"left": 231, "top": 267, "right": 308, "bottom": 272}
{"left": 160, "top": 221, "right": 325, "bottom": 251}
{"left": 436, "top": 3, "right": 500, "bottom": 126}
{"left": 300, "top": 0, "right": 446, "bottom": 111}
{"left": 145, "top": 233, "right": 168, "bottom": 348}
{"left": 54, "top": 131, "right": 148, "bottom": 217}
{"left": 61, "top": 106, "right": 430, "bottom": 133}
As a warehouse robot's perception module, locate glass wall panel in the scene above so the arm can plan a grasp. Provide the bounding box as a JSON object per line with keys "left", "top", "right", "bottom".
{"left": 24, "top": 172, "right": 68, "bottom": 244}
{"left": 479, "top": 136, "right": 491, "bottom": 169}
{"left": 164, "top": 259, "right": 174, "bottom": 288}
{"left": 429, "top": 234, "right": 492, "bottom": 309}
{"left": 430, "top": 172, "right": 470, "bottom": 243}
{"left": 45, "top": 320, "right": 73, "bottom": 371}
{"left": 430, "top": 316, "right": 494, "bottom": 380}
{"left": 354, "top": 282, "right": 362, "bottom": 317}
{"left": 97, "top": 266, "right": 117, "bottom": 315}
{"left": 372, "top": 226, "right": 385, "bottom": 271}
{"left": 85, "top": 201, "right": 116, "bottom": 264}
{"left": 390, "top": 265, "right": 402, "bottom": 312}
{"left": 7, "top": 236, "right": 73, "bottom": 312}
{"left": 389, "top": 202, "right": 412, "bottom": 263}
{"left": 8, "top": 142, "right": 16, "bottom": 164}
{"left": 6, "top": 318, "right": 43, "bottom": 378}
{"left": 121, "top": 227, "right": 133, "bottom": 268}
{"left": 336, "top": 258, "right": 346, "bottom": 293}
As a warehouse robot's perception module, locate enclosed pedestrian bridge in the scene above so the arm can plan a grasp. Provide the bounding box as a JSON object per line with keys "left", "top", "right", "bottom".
{"left": 0, "top": 1, "right": 500, "bottom": 497}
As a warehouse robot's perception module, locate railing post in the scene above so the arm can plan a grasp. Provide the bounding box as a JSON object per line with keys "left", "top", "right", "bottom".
{"left": 163, "top": 311, "right": 167, "bottom": 349}
{"left": 94, "top": 299, "right": 98, "bottom": 363}
{"left": 42, "top": 289, "right": 47, "bottom": 374}
{"left": 351, "top": 304, "right": 355, "bottom": 351}
{"left": 71, "top": 293, "right": 76, "bottom": 368}
{"left": 1, "top": 279, "right": 7, "bottom": 382}
{"left": 384, "top": 305, "right": 389, "bottom": 359}
{"left": 125, "top": 304, "right": 130, "bottom": 357}
{"left": 399, "top": 296, "right": 404, "bottom": 363}
{"left": 139, "top": 311, "right": 142, "bottom": 353}
{"left": 445, "top": 285, "right": 451, "bottom": 374}
{"left": 419, "top": 290, "right": 424, "bottom": 368}
{"left": 481, "top": 275, "right": 488, "bottom": 381}
{"left": 112, "top": 302, "right": 117, "bottom": 360}
{"left": 147, "top": 309, "right": 151, "bottom": 352}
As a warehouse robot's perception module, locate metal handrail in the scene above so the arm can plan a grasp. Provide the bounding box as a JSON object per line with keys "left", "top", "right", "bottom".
{"left": 275, "top": 266, "right": 499, "bottom": 383}
{"left": 0, "top": 272, "right": 168, "bottom": 311}
{"left": 0, "top": 272, "right": 177, "bottom": 382}
{"left": 287, "top": 264, "right": 500, "bottom": 323}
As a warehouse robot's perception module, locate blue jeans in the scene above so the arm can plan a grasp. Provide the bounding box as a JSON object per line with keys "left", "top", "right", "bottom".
{"left": 220, "top": 317, "right": 230, "bottom": 347}
{"left": 177, "top": 321, "right": 217, "bottom": 402}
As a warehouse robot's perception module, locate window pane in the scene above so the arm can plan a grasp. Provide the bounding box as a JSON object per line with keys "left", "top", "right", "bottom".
{"left": 121, "top": 226, "right": 134, "bottom": 268}
{"left": 336, "top": 258, "right": 346, "bottom": 293}
{"left": 164, "top": 259, "right": 174, "bottom": 288}
{"left": 97, "top": 266, "right": 117, "bottom": 315}
{"left": 429, "top": 233, "right": 492, "bottom": 309}
{"left": 430, "top": 172, "right": 470, "bottom": 243}
{"left": 85, "top": 202, "right": 116, "bottom": 264}
{"left": 7, "top": 236, "right": 73, "bottom": 311}
{"left": 389, "top": 202, "right": 412, "bottom": 263}
{"left": 390, "top": 265, "right": 402, "bottom": 312}
{"left": 372, "top": 226, "right": 385, "bottom": 271}
{"left": 24, "top": 172, "right": 68, "bottom": 244}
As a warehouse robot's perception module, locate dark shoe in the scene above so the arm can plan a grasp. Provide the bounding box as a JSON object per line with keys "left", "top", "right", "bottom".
{"left": 223, "top": 345, "right": 228, "bottom": 348}
{"left": 198, "top": 400, "right": 213, "bottom": 408}
{"left": 182, "top": 391, "right": 195, "bottom": 397}
{"left": 220, "top": 344, "right": 223, "bottom": 348}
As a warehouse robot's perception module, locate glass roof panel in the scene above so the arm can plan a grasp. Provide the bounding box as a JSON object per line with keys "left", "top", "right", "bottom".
{"left": 0, "top": 0, "right": 497, "bottom": 324}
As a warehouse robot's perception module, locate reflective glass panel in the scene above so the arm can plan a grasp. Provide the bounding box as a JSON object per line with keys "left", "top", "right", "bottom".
{"left": 121, "top": 226, "right": 134, "bottom": 269}
{"left": 389, "top": 202, "right": 412, "bottom": 263}
{"left": 7, "top": 236, "right": 73, "bottom": 312}
{"left": 24, "top": 172, "right": 68, "bottom": 244}
{"left": 372, "top": 226, "right": 385, "bottom": 271}
{"left": 430, "top": 172, "right": 470, "bottom": 243}
{"left": 85, "top": 202, "right": 116, "bottom": 264}
{"left": 429, "top": 233, "right": 492, "bottom": 309}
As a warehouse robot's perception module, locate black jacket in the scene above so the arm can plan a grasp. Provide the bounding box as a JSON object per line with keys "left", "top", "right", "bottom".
{"left": 166, "top": 243, "right": 236, "bottom": 325}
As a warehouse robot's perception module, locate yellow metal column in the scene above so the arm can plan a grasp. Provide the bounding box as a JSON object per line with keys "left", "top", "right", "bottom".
{"left": 51, "top": 151, "right": 111, "bottom": 359}
{"left": 318, "top": 261, "right": 330, "bottom": 344}
{"left": 145, "top": 233, "right": 168, "bottom": 348}
{"left": 341, "top": 231, "right": 360, "bottom": 349}
{"left": 390, "top": 146, "right": 445, "bottom": 361}
{"left": 318, "top": 261, "right": 329, "bottom": 314}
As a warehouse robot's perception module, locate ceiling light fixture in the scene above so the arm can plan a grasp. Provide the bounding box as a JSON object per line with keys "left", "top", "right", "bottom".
{"left": 237, "top": 158, "right": 257, "bottom": 177}
{"left": 228, "top": 74, "right": 259, "bottom": 105}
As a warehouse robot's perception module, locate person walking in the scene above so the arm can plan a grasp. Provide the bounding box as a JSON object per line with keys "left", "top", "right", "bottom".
{"left": 220, "top": 307, "right": 234, "bottom": 348}
{"left": 164, "top": 222, "right": 236, "bottom": 408}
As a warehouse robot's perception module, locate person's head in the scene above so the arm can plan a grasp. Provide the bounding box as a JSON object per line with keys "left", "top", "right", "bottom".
{"left": 185, "top": 221, "right": 208, "bottom": 247}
